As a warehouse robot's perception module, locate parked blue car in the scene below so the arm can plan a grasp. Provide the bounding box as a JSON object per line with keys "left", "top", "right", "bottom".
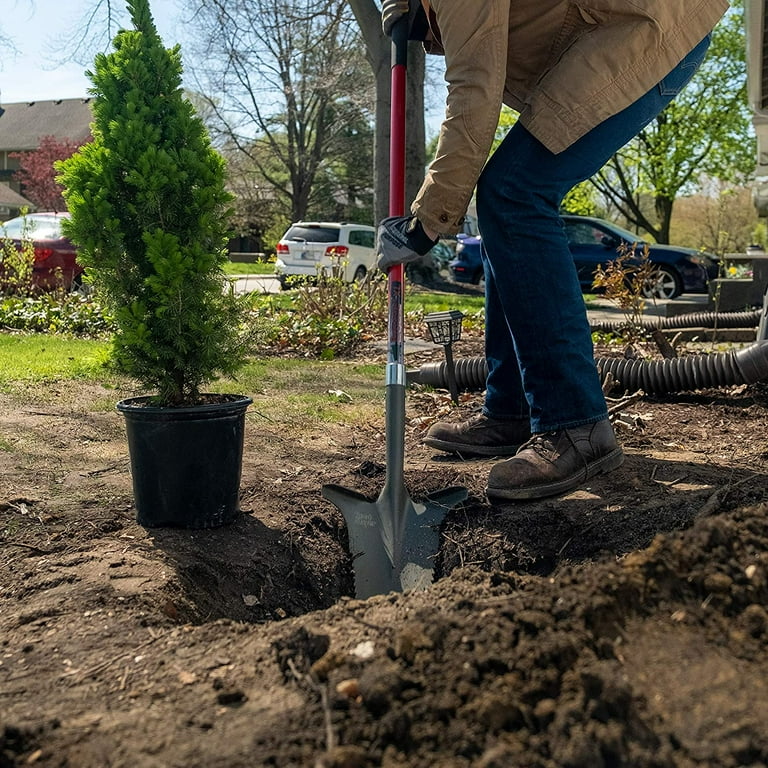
{"left": 449, "top": 214, "right": 719, "bottom": 299}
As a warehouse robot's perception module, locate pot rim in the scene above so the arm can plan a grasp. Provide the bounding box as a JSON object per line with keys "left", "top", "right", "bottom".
{"left": 116, "top": 394, "right": 252, "bottom": 417}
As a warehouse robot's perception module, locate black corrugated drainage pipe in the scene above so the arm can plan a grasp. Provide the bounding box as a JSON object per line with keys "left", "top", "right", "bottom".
{"left": 590, "top": 308, "right": 761, "bottom": 334}
{"left": 408, "top": 341, "right": 768, "bottom": 397}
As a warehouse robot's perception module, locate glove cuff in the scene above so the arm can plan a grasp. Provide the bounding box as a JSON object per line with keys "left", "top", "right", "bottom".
{"left": 408, "top": 217, "right": 438, "bottom": 255}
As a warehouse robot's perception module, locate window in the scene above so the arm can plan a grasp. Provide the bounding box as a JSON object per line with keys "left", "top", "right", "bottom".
{"left": 565, "top": 222, "right": 605, "bottom": 245}
{"left": 1, "top": 215, "right": 62, "bottom": 240}
{"left": 349, "top": 229, "right": 375, "bottom": 248}
{"left": 284, "top": 225, "right": 339, "bottom": 243}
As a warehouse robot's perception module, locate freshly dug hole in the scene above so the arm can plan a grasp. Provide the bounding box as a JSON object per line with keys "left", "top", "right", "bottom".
{"left": 148, "top": 499, "right": 354, "bottom": 625}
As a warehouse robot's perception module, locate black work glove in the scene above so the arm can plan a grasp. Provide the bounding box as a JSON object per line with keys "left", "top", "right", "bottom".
{"left": 381, "top": 0, "right": 409, "bottom": 36}
{"left": 382, "top": 0, "right": 430, "bottom": 41}
{"left": 377, "top": 216, "right": 438, "bottom": 271}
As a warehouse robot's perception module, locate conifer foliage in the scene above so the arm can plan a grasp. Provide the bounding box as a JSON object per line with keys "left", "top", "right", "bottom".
{"left": 58, "top": 0, "right": 249, "bottom": 406}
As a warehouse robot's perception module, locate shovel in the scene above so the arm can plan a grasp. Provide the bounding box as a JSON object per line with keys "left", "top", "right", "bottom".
{"left": 322, "top": 17, "right": 467, "bottom": 599}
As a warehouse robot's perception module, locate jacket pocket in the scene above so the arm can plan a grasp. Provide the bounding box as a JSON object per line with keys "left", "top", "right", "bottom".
{"left": 657, "top": 34, "right": 711, "bottom": 97}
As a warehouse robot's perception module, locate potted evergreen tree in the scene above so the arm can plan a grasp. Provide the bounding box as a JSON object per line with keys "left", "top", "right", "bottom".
{"left": 58, "top": 0, "right": 253, "bottom": 529}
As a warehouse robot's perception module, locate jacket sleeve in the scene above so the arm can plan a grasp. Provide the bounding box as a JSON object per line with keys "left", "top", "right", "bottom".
{"left": 411, "top": 0, "right": 510, "bottom": 235}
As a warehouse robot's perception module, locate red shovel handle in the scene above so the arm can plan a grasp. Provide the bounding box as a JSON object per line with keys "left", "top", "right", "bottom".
{"left": 387, "top": 18, "right": 408, "bottom": 367}
{"left": 389, "top": 19, "right": 408, "bottom": 218}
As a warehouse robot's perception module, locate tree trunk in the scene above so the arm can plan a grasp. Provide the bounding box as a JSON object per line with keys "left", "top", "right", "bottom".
{"left": 348, "top": 0, "right": 426, "bottom": 223}
{"left": 405, "top": 43, "right": 426, "bottom": 216}
{"left": 373, "top": 54, "right": 391, "bottom": 221}
{"left": 654, "top": 195, "right": 674, "bottom": 244}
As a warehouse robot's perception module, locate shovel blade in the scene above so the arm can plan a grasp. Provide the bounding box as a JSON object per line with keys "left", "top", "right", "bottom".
{"left": 322, "top": 484, "right": 397, "bottom": 597}
{"left": 322, "top": 483, "right": 467, "bottom": 599}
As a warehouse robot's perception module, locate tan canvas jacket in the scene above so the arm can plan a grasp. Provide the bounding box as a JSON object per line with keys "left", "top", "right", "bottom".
{"left": 412, "top": 0, "right": 729, "bottom": 235}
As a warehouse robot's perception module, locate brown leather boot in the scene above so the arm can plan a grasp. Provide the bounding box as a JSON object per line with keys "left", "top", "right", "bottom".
{"left": 423, "top": 413, "right": 531, "bottom": 457}
{"left": 486, "top": 418, "right": 624, "bottom": 501}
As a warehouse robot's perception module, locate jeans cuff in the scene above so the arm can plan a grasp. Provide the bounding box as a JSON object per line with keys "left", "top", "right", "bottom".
{"left": 482, "top": 407, "right": 530, "bottom": 422}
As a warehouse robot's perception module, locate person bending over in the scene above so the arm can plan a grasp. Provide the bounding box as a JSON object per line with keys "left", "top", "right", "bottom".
{"left": 376, "top": 0, "right": 726, "bottom": 501}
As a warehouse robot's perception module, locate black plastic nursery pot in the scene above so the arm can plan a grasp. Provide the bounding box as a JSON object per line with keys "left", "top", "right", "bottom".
{"left": 116, "top": 394, "right": 252, "bottom": 529}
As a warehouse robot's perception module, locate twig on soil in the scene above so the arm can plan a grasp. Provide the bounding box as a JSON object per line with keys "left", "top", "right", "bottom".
{"left": 698, "top": 473, "right": 761, "bottom": 516}
{"left": 441, "top": 532, "right": 467, "bottom": 567}
{"left": 286, "top": 657, "right": 336, "bottom": 754}
{"left": 0, "top": 540, "right": 53, "bottom": 554}
{"left": 558, "top": 521, "right": 597, "bottom": 558}
{"left": 650, "top": 328, "right": 677, "bottom": 359}
{"left": 606, "top": 391, "right": 644, "bottom": 416}
{"left": 601, "top": 371, "right": 614, "bottom": 395}
{"left": 81, "top": 463, "right": 124, "bottom": 477}
{"left": 250, "top": 409, "right": 276, "bottom": 423}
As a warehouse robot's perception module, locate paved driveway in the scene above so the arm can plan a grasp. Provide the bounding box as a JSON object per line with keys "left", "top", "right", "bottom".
{"left": 230, "top": 275, "right": 281, "bottom": 294}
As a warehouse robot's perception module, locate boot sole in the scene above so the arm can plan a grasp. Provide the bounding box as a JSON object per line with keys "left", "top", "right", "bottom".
{"left": 423, "top": 437, "right": 522, "bottom": 458}
{"left": 486, "top": 448, "right": 625, "bottom": 501}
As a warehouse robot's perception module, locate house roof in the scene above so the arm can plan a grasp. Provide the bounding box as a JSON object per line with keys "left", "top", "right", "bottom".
{"left": 0, "top": 98, "right": 93, "bottom": 152}
{"left": 0, "top": 184, "right": 34, "bottom": 209}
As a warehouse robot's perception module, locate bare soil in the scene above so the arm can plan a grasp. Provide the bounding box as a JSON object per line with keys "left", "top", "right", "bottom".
{"left": 2, "top": 334, "right": 768, "bottom": 768}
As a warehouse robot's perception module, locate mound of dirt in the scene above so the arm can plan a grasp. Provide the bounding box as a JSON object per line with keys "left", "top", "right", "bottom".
{"left": 1, "top": 344, "right": 768, "bottom": 767}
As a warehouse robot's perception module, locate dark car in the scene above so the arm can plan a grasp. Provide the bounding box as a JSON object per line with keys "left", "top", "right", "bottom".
{"left": 448, "top": 235, "right": 484, "bottom": 285}
{"left": 0, "top": 212, "right": 83, "bottom": 291}
{"left": 449, "top": 215, "right": 719, "bottom": 299}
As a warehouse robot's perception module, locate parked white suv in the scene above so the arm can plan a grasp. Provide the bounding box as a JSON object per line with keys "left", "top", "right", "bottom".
{"left": 275, "top": 221, "right": 377, "bottom": 288}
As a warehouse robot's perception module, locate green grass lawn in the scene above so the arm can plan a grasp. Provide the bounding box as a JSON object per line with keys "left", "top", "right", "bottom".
{"left": 0, "top": 285, "right": 603, "bottom": 427}
{"left": 222, "top": 260, "right": 276, "bottom": 276}
{"left": 406, "top": 291, "right": 485, "bottom": 315}
{"left": 0, "top": 334, "right": 111, "bottom": 382}
{"left": 0, "top": 332, "right": 385, "bottom": 429}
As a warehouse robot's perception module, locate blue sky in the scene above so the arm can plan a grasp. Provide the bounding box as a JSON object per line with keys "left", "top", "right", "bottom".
{"left": 0, "top": 0, "right": 183, "bottom": 105}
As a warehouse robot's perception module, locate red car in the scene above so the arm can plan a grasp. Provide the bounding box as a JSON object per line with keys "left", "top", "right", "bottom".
{"left": 1, "top": 212, "right": 83, "bottom": 291}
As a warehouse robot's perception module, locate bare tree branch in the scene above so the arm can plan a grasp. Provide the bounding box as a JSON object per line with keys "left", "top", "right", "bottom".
{"left": 186, "top": 0, "right": 374, "bottom": 224}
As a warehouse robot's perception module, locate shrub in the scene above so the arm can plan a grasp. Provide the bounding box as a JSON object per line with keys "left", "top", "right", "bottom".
{"left": 57, "top": 0, "right": 252, "bottom": 406}
{"left": 253, "top": 267, "right": 388, "bottom": 357}
{"left": 592, "top": 245, "right": 656, "bottom": 342}
{"left": 0, "top": 294, "right": 114, "bottom": 337}
{"left": 0, "top": 215, "right": 36, "bottom": 296}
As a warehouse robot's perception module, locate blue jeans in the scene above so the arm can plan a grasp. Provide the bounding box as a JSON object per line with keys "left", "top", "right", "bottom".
{"left": 476, "top": 35, "right": 710, "bottom": 433}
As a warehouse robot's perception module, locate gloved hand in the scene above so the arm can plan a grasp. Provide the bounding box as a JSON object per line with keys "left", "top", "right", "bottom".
{"left": 377, "top": 215, "right": 438, "bottom": 271}
{"left": 381, "top": 0, "right": 409, "bottom": 36}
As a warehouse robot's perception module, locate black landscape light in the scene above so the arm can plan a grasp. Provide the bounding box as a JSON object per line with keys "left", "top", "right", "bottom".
{"left": 424, "top": 310, "right": 464, "bottom": 404}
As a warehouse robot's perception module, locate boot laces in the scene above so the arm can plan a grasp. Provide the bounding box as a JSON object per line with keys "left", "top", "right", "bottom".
{"left": 524, "top": 431, "right": 561, "bottom": 460}
{"left": 524, "top": 429, "right": 586, "bottom": 462}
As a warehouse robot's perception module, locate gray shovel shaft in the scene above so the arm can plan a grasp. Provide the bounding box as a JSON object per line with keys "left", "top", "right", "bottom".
{"left": 382, "top": 379, "right": 406, "bottom": 500}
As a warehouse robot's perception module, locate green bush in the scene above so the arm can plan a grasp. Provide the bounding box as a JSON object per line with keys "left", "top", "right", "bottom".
{"left": 0, "top": 294, "right": 114, "bottom": 336}
{"left": 0, "top": 212, "right": 36, "bottom": 296}
{"left": 253, "top": 268, "right": 388, "bottom": 358}
{"left": 57, "top": 0, "right": 252, "bottom": 406}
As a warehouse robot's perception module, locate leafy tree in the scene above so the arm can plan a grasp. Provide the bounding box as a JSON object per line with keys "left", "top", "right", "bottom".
{"left": 309, "top": 113, "right": 375, "bottom": 223}
{"left": 671, "top": 182, "right": 760, "bottom": 254}
{"left": 12, "top": 136, "right": 84, "bottom": 212}
{"left": 560, "top": 183, "right": 598, "bottom": 217}
{"left": 348, "top": 0, "right": 427, "bottom": 223}
{"left": 50, "top": 0, "right": 429, "bottom": 230}
{"left": 590, "top": 3, "right": 754, "bottom": 243}
{"left": 58, "top": 0, "right": 250, "bottom": 406}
